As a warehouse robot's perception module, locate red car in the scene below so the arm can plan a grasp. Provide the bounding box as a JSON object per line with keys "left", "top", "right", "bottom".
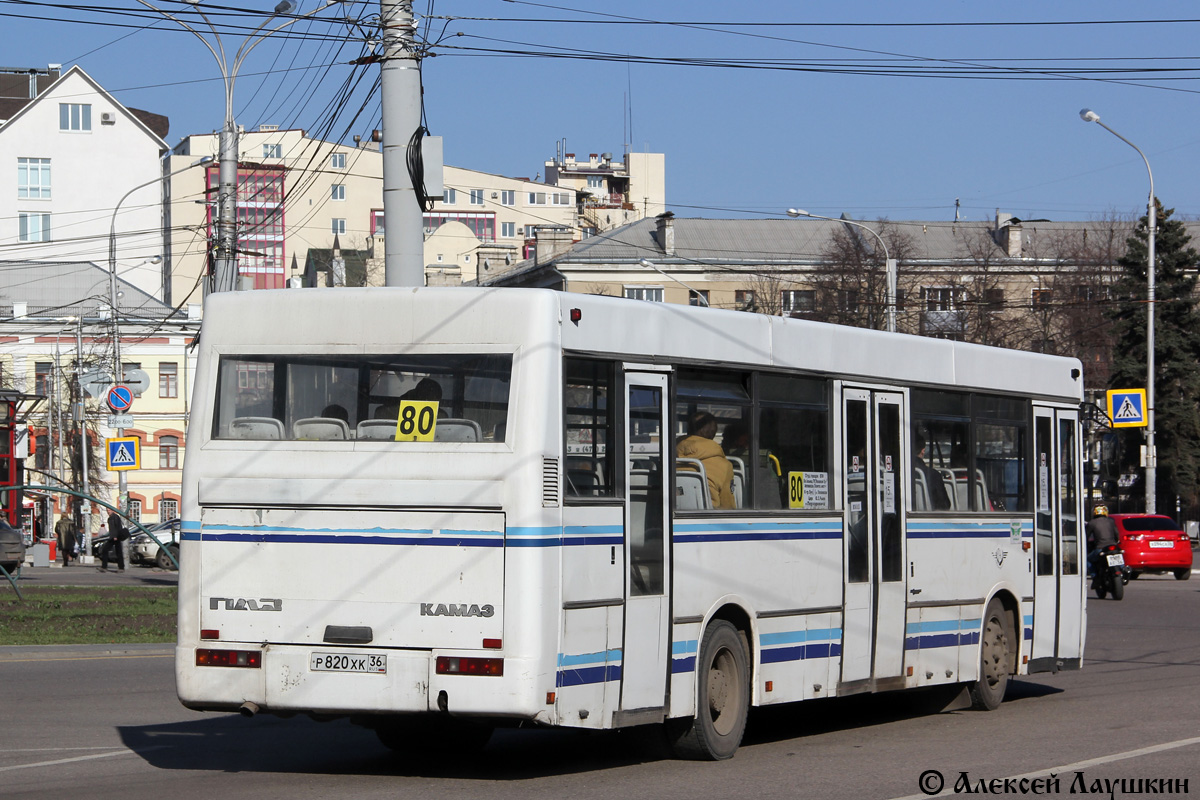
{"left": 1110, "top": 514, "right": 1194, "bottom": 580}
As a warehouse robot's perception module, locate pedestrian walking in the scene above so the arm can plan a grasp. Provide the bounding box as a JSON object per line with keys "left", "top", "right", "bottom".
{"left": 54, "top": 507, "right": 76, "bottom": 566}
{"left": 98, "top": 510, "right": 127, "bottom": 572}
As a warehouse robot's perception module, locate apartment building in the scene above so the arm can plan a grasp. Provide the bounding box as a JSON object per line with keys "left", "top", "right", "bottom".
{"left": 0, "top": 66, "right": 172, "bottom": 301}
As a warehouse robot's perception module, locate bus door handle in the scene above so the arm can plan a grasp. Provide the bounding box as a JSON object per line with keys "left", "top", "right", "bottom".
{"left": 910, "top": 588, "right": 922, "bottom": 595}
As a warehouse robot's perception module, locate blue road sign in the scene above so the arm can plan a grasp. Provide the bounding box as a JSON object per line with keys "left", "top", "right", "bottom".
{"left": 106, "top": 385, "right": 133, "bottom": 413}
{"left": 106, "top": 436, "right": 140, "bottom": 471}
{"left": 1107, "top": 389, "right": 1147, "bottom": 428}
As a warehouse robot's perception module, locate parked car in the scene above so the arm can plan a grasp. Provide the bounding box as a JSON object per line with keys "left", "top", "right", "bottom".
{"left": 130, "top": 519, "right": 181, "bottom": 570}
{"left": 1110, "top": 513, "right": 1194, "bottom": 580}
{"left": 0, "top": 519, "right": 25, "bottom": 574}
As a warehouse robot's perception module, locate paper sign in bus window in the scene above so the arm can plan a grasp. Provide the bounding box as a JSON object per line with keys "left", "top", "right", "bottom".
{"left": 394, "top": 401, "right": 439, "bottom": 441}
{"left": 788, "top": 471, "right": 829, "bottom": 509}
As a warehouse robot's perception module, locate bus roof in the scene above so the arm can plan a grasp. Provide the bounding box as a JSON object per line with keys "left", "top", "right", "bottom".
{"left": 199, "top": 287, "right": 1083, "bottom": 403}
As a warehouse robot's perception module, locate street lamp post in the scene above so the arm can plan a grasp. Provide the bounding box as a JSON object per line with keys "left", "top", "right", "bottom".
{"left": 108, "top": 156, "right": 211, "bottom": 516}
{"left": 786, "top": 209, "right": 898, "bottom": 332}
{"left": 1079, "top": 108, "right": 1157, "bottom": 514}
{"left": 136, "top": 0, "right": 343, "bottom": 294}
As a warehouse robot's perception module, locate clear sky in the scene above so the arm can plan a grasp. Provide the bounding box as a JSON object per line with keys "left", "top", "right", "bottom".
{"left": 5, "top": 1, "right": 1199, "bottom": 224}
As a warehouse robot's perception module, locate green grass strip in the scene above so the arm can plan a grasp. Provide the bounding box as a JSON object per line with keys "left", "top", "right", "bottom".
{"left": 0, "top": 586, "right": 177, "bottom": 645}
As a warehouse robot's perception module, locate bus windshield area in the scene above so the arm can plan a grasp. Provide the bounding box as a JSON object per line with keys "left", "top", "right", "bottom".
{"left": 212, "top": 353, "right": 512, "bottom": 442}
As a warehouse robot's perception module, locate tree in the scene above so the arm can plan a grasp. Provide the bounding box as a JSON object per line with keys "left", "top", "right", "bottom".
{"left": 807, "top": 220, "right": 916, "bottom": 331}
{"left": 1108, "top": 200, "right": 1200, "bottom": 514}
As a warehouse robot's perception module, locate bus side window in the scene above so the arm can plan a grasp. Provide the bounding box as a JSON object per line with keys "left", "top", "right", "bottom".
{"left": 564, "top": 359, "right": 615, "bottom": 499}
{"left": 756, "top": 374, "right": 830, "bottom": 511}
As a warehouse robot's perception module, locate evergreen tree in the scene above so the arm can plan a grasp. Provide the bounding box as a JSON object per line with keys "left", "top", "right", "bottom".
{"left": 1108, "top": 200, "right": 1200, "bottom": 515}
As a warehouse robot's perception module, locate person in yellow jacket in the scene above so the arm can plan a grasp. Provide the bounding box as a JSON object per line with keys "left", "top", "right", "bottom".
{"left": 676, "top": 411, "right": 736, "bottom": 509}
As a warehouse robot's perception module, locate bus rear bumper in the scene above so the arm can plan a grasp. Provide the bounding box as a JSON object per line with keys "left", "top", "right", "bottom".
{"left": 176, "top": 644, "right": 547, "bottom": 720}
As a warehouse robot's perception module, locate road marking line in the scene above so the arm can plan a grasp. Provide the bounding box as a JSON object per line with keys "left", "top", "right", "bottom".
{"left": 0, "top": 749, "right": 135, "bottom": 773}
{"left": 890, "top": 735, "right": 1200, "bottom": 800}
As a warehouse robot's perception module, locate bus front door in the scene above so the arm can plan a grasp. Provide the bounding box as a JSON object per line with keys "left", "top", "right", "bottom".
{"left": 841, "top": 388, "right": 908, "bottom": 690}
{"left": 1031, "top": 407, "right": 1084, "bottom": 670}
{"left": 619, "top": 371, "right": 671, "bottom": 719}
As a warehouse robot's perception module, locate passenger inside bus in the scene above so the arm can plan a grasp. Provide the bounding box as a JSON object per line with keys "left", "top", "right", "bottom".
{"left": 676, "top": 411, "right": 736, "bottom": 510}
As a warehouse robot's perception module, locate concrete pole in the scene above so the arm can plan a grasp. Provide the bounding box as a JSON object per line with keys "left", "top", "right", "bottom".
{"left": 214, "top": 123, "right": 240, "bottom": 293}
{"left": 76, "top": 318, "right": 91, "bottom": 559}
{"left": 380, "top": 0, "right": 426, "bottom": 286}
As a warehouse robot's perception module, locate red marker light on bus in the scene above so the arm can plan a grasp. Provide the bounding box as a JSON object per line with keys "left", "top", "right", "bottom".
{"left": 482, "top": 638, "right": 502, "bottom": 649}
{"left": 200, "top": 629, "right": 220, "bottom": 640}
{"left": 570, "top": 308, "right": 582, "bottom": 324}
{"left": 436, "top": 656, "right": 503, "bottom": 676}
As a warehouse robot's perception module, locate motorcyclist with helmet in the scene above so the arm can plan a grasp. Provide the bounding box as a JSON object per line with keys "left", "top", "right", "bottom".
{"left": 1085, "top": 504, "right": 1119, "bottom": 576}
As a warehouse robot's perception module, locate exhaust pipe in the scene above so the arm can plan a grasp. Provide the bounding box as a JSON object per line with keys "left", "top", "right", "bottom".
{"left": 239, "top": 701, "right": 260, "bottom": 718}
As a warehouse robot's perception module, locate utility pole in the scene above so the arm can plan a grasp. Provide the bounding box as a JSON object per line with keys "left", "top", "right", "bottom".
{"left": 76, "top": 318, "right": 92, "bottom": 557}
{"left": 380, "top": 0, "right": 425, "bottom": 286}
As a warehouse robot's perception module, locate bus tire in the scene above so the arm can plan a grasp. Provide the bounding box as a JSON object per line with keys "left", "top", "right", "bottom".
{"left": 375, "top": 715, "right": 492, "bottom": 754}
{"left": 665, "top": 620, "right": 749, "bottom": 760}
{"left": 969, "top": 598, "right": 1011, "bottom": 711}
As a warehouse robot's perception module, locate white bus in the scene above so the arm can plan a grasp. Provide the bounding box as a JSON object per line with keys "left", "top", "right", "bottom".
{"left": 177, "top": 287, "right": 1085, "bottom": 760}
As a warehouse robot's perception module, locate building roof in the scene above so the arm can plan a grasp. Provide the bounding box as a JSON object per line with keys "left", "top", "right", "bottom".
{"left": 0, "top": 260, "right": 175, "bottom": 320}
{"left": 482, "top": 214, "right": 1200, "bottom": 287}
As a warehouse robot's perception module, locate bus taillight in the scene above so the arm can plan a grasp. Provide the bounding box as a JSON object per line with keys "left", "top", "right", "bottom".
{"left": 436, "top": 656, "right": 503, "bottom": 676}
{"left": 196, "top": 648, "right": 262, "bottom": 668}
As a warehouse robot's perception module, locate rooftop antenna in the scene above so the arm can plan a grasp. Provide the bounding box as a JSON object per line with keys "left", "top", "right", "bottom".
{"left": 954, "top": 198, "right": 961, "bottom": 222}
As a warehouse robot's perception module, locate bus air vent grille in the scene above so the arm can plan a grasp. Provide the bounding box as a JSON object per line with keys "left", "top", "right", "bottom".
{"left": 542, "top": 457, "right": 560, "bottom": 507}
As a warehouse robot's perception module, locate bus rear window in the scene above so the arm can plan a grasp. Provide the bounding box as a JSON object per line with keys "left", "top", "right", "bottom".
{"left": 213, "top": 354, "right": 512, "bottom": 442}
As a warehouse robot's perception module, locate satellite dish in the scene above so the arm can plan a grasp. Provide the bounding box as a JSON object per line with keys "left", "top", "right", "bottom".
{"left": 80, "top": 369, "right": 113, "bottom": 399}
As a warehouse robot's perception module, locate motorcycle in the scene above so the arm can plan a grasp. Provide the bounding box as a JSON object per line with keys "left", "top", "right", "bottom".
{"left": 1091, "top": 543, "right": 1130, "bottom": 600}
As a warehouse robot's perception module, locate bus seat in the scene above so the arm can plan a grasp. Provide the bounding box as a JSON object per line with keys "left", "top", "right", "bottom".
{"left": 292, "top": 417, "right": 350, "bottom": 440}
{"left": 356, "top": 419, "right": 396, "bottom": 440}
{"left": 229, "top": 416, "right": 284, "bottom": 440}
{"left": 731, "top": 470, "right": 744, "bottom": 508}
{"left": 434, "top": 418, "right": 482, "bottom": 442}
{"left": 675, "top": 471, "right": 708, "bottom": 510}
{"left": 728, "top": 456, "right": 746, "bottom": 480}
{"left": 675, "top": 458, "right": 712, "bottom": 509}
{"left": 912, "top": 470, "right": 930, "bottom": 511}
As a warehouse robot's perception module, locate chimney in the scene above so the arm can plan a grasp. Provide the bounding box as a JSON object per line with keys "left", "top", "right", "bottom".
{"left": 534, "top": 226, "right": 575, "bottom": 266}
{"left": 994, "top": 212, "right": 1023, "bottom": 258}
{"left": 655, "top": 212, "right": 676, "bottom": 256}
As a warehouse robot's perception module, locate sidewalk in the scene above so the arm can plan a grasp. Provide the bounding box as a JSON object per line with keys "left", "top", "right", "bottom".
{"left": 7, "top": 561, "right": 178, "bottom": 588}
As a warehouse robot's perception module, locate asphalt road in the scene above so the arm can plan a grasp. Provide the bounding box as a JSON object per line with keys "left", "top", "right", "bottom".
{"left": 1, "top": 573, "right": 1197, "bottom": 800}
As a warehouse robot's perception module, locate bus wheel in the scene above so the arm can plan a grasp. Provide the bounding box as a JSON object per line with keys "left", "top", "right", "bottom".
{"left": 665, "top": 620, "right": 749, "bottom": 760}
{"left": 375, "top": 716, "right": 492, "bottom": 754}
{"left": 970, "top": 599, "right": 1012, "bottom": 711}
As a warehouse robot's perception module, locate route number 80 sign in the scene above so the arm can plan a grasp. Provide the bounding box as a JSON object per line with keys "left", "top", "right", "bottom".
{"left": 394, "top": 401, "right": 439, "bottom": 441}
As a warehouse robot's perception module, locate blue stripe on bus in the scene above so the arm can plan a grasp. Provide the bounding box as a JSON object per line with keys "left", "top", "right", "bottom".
{"left": 907, "top": 522, "right": 1032, "bottom": 539}
{"left": 672, "top": 640, "right": 698, "bottom": 656}
{"left": 674, "top": 521, "right": 841, "bottom": 544}
{"left": 557, "top": 664, "right": 622, "bottom": 687}
{"left": 557, "top": 649, "right": 622, "bottom": 667}
{"left": 759, "top": 628, "right": 841, "bottom": 646}
{"left": 672, "top": 656, "right": 696, "bottom": 673}
{"left": 904, "top": 632, "right": 981, "bottom": 650}
{"left": 760, "top": 642, "right": 842, "bottom": 664}
{"left": 199, "top": 532, "right": 503, "bottom": 547}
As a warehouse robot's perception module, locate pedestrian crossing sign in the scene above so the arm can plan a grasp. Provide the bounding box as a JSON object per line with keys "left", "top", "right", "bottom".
{"left": 106, "top": 436, "right": 141, "bottom": 471}
{"left": 1107, "top": 389, "right": 1147, "bottom": 428}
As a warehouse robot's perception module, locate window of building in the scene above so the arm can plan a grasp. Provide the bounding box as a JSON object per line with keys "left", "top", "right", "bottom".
{"left": 332, "top": 218, "right": 346, "bottom": 235}
{"left": 781, "top": 289, "right": 815, "bottom": 314}
{"left": 331, "top": 184, "right": 345, "bottom": 201}
{"left": 983, "top": 288, "right": 1005, "bottom": 310}
{"left": 501, "top": 221, "right": 516, "bottom": 238}
{"left": 423, "top": 211, "right": 496, "bottom": 242}
{"left": 924, "top": 286, "right": 958, "bottom": 311}
{"left": 159, "top": 363, "right": 179, "bottom": 398}
{"left": 128, "top": 499, "right": 142, "bottom": 522}
{"left": 331, "top": 152, "right": 346, "bottom": 169}
{"left": 17, "top": 158, "right": 51, "bottom": 199}
{"left": 524, "top": 225, "right": 538, "bottom": 239}
{"left": 837, "top": 290, "right": 859, "bottom": 313}
{"left": 58, "top": 103, "right": 91, "bottom": 131}
{"left": 35, "top": 362, "right": 52, "bottom": 397}
{"left": 159, "top": 435, "right": 180, "bottom": 469}
{"left": 500, "top": 190, "right": 515, "bottom": 206}
{"left": 263, "top": 143, "right": 282, "bottom": 158}
{"left": 19, "top": 212, "right": 50, "bottom": 242}
{"left": 160, "top": 498, "right": 179, "bottom": 521}
{"left": 1031, "top": 288, "right": 1053, "bottom": 309}
{"left": 624, "top": 286, "right": 664, "bottom": 302}
{"left": 443, "top": 188, "right": 456, "bottom": 204}
{"left": 735, "top": 290, "right": 756, "bottom": 311}
{"left": 587, "top": 175, "right": 604, "bottom": 189}
{"left": 212, "top": 165, "right": 288, "bottom": 289}
{"left": 528, "top": 191, "right": 546, "bottom": 205}
{"left": 689, "top": 290, "right": 709, "bottom": 307}
{"left": 552, "top": 192, "right": 571, "bottom": 205}
{"left": 469, "top": 189, "right": 484, "bottom": 205}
